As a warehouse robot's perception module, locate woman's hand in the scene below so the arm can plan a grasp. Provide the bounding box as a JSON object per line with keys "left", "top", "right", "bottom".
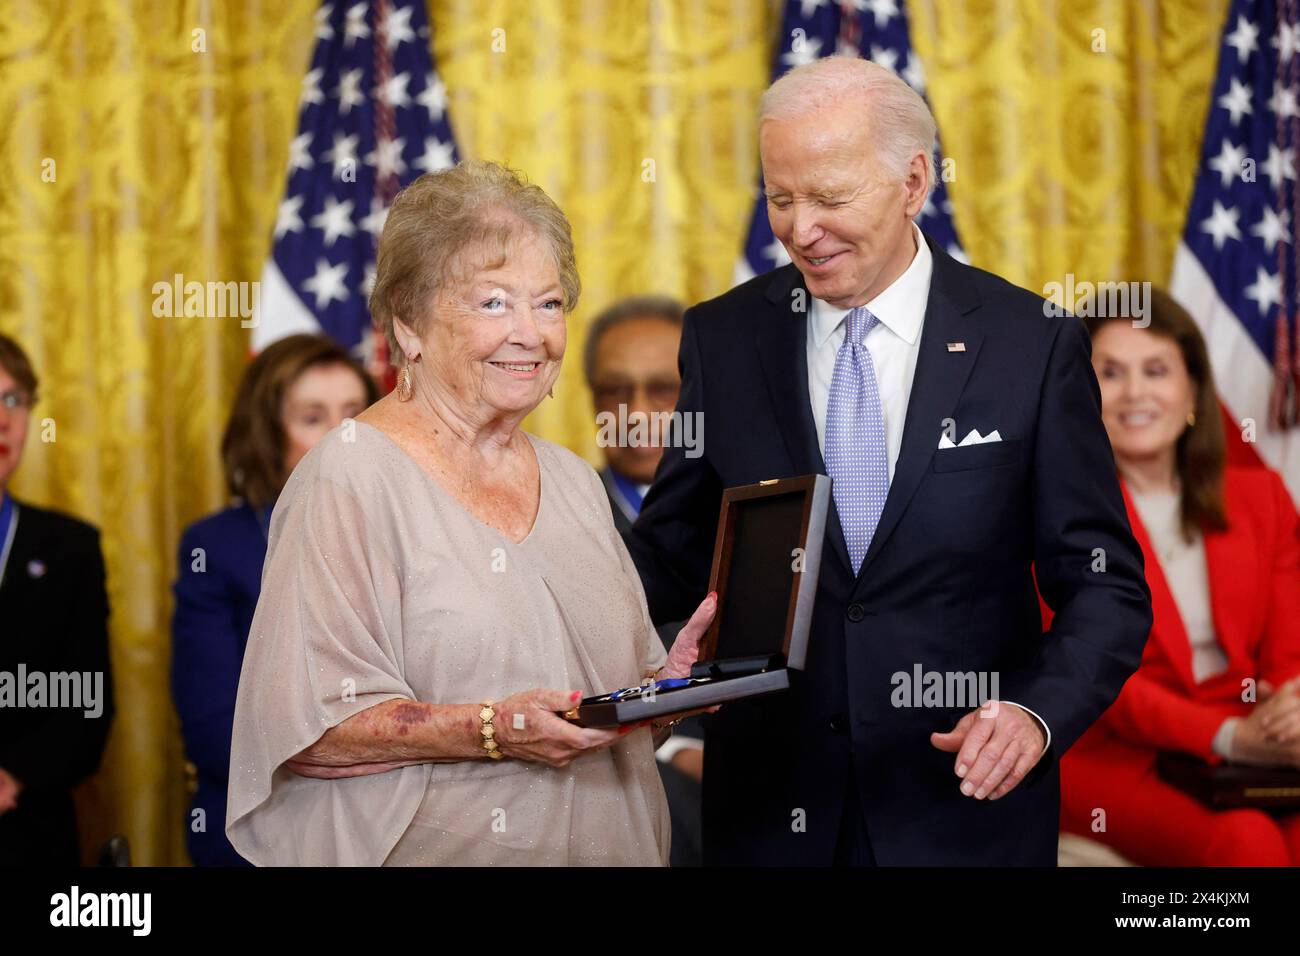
{"left": 493, "top": 688, "right": 625, "bottom": 768}
{"left": 649, "top": 592, "right": 722, "bottom": 731}
{"left": 660, "top": 591, "right": 718, "bottom": 680}
{"left": 1231, "top": 701, "right": 1300, "bottom": 768}
{"left": 1259, "top": 677, "right": 1300, "bottom": 746}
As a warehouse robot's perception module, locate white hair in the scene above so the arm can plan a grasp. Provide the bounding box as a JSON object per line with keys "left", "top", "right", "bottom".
{"left": 759, "top": 56, "right": 938, "bottom": 198}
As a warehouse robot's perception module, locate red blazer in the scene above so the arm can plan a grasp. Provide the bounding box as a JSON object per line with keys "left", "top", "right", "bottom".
{"left": 1043, "top": 465, "right": 1300, "bottom": 768}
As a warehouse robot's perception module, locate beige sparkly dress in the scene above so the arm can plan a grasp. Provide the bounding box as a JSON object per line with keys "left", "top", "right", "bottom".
{"left": 226, "top": 421, "right": 670, "bottom": 866}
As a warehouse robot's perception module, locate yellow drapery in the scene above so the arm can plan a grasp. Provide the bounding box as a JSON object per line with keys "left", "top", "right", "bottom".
{"left": 0, "top": 0, "right": 1228, "bottom": 864}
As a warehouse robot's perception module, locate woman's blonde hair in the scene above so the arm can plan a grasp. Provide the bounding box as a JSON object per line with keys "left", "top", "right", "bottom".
{"left": 369, "top": 160, "right": 581, "bottom": 361}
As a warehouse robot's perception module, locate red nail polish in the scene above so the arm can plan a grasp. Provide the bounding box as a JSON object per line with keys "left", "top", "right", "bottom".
{"left": 570, "top": 691, "right": 581, "bottom": 702}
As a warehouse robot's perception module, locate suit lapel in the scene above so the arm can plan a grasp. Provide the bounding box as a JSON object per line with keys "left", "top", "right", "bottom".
{"left": 0, "top": 499, "right": 21, "bottom": 595}
{"left": 854, "top": 238, "right": 984, "bottom": 583}
{"left": 757, "top": 266, "right": 852, "bottom": 573}
{"left": 599, "top": 467, "right": 637, "bottom": 535}
{"left": 758, "top": 265, "right": 823, "bottom": 474}
{"left": 1201, "top": 520, "right": 1254, "bottom": 676}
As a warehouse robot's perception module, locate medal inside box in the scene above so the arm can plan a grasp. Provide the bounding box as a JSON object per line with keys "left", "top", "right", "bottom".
{"left": 567, "top": 474, "right": 830, "bottom": 728}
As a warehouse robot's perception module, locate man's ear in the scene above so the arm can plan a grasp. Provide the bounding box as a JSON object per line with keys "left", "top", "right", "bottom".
{"left": 902, "top": 151, "right": 930, "bottom": 219}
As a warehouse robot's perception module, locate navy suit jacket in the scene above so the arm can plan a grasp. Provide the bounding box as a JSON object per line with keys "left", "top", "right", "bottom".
{"left": 0, "top": 499, "right": 113, "bottom": 865}
{"left": 627, "top": 234, "right": 1153, "bottom": 865}
{"left": 171, "top": 503, "right": 267, "bottom": 867}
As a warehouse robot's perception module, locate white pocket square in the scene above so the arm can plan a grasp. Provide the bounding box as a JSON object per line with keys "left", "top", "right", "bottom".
{"left": 939, "top": 428, "right": 1002, "bottom": 449}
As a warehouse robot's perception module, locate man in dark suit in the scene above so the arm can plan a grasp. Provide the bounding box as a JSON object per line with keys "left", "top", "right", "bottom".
{"left": 0, "top": 333, "right": 114, "bottom": 866}
{"left": 626, "top": 58, "right": 1152, "bottom": 865}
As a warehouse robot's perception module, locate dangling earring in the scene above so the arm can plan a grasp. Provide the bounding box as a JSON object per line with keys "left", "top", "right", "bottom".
{"left": 548, "top": 386, "right": 555, "bottom": 399}
{"left": 396, "top": 357, "right": 417, "bottom": 402}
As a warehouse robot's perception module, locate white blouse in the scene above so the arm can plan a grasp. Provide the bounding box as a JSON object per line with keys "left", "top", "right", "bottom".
{"left": 1129, "top": 488, "right": 1236, "bottom": 758}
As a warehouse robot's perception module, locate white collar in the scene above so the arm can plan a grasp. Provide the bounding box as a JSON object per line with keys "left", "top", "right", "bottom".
{"left": 809, "top": 221, "right": 932, "bottom": 348}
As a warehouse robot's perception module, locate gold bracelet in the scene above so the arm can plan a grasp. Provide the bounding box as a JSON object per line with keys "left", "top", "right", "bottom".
{"left": 478, "top": 701, "right": 503, "bottom": 760}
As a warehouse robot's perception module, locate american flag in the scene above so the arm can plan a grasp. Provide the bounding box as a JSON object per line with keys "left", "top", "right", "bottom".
{"left": 251, "top": 0, "right": 459, "bottom": 376}
{"left": 1170, "top": 0, "right": 1300, "bottom": 504}
{"left": 735, "top": 0, "right": 962, "bottom": 285}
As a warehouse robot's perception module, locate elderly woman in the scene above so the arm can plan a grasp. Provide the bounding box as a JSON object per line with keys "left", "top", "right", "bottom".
{"left": 227, "top": 160, "right": 714, "bottom": 866}
{"left": 1049, "top": 288, "right": 1300, "bottom": 865}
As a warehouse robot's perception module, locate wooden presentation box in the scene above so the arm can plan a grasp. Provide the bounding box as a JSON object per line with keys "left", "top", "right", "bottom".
{"left": 569, "top": 474, "right": 830, "bottom": 728}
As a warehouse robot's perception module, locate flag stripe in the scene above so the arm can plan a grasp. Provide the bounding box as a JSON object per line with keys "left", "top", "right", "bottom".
{"left": 1170, "top": 0, "right": 1300, "bottom": 505}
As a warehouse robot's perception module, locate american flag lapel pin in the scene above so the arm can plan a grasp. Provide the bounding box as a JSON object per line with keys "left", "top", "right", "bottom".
{"left": 946, "top": 342, "right": 966, "bottom": 352}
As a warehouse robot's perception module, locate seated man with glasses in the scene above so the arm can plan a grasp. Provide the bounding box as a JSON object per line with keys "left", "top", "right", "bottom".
{"left": 584, "top": 295, "right": 686, "bottom": 531}
{"left": 583, "top": 295, "right": 705, "bottom": 866}
{"left": 585, "top": 293, "right": 707, "bottom": 868}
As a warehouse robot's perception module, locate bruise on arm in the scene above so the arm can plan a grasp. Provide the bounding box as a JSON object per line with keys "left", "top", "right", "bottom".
{"left": 285, "top": 698, "right": 485, "bottom": 777}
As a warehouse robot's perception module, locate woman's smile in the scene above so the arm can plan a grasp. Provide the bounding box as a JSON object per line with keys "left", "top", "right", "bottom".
{"left": 487, "top": 359, "right": 544, "bottom": 378}
{"left": 1116, "top": 408, "right": 1161, "bottom": 429}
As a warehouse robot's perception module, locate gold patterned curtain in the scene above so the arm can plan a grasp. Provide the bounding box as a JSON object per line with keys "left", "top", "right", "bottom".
{"left": 909, "top": 0, "right": 1229, "bottom": 289}
{"left": 0, "top": 0, "right": 1227, "bottom": 865}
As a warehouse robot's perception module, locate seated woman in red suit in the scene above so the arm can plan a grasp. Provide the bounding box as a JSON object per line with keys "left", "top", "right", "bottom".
{"left": 1053, "top": 288, "right": 1300, "bottom": 865}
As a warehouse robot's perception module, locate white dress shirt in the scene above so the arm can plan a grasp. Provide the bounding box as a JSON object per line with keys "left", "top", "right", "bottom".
{"left": 1128, "top": 490, "right": 1228, "bottom": 682}
{"left": 805, "top": 222, "right": 1051, "bottom": 756}
{"left": 807, "top": 222, "right": 931, "bottom": 479}
{"left": 1129, "top": 488, "right": 1236, "bottom": 759}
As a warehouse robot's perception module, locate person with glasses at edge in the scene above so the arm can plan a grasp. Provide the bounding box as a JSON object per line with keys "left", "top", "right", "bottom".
{"left": 0, "top": 332, "right": 114, "bottom": 865}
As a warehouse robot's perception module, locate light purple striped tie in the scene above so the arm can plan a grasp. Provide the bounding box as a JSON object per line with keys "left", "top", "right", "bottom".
{"left": 824, "top": 306, "right": 889, "bottom": 574}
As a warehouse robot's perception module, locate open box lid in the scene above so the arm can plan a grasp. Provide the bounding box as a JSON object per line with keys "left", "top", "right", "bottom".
{"left": 697, "top": 473, "right": 830, "bottom": 672}
{"left": 566, "top": 474, "right": 830, "bottom": 728}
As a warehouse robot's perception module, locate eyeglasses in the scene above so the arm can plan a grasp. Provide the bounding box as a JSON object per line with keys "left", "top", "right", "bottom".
{"left": 1, "top": 391, "right": 31, "bottom": 411}
{"left": 591, "top": 380, "right": 681, "bottom": 408}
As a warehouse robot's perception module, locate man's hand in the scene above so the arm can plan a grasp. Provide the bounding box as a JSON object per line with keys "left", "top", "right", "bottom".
{"left": 0, "top": 767, "right": 23, "bottom": 817}
{"left": 930, "top": 702, "right": 1046, "bottom": 801}
{"left": 670, "top": 746, "right": 704, "bottom": 783}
